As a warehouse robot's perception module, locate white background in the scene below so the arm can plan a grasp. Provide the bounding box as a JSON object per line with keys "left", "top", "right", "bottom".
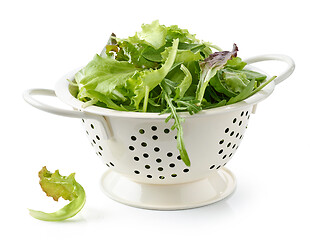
{"left": 1, "top": 0, "right": 309, "bottom": 239}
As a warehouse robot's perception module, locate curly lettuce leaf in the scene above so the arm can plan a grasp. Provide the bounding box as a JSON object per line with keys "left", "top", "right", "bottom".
{"left": 100, "top": 33, "right": 117, "bottom": 58}
{"left": 166, "top": 24, "right": 198, "bottom": 44}
{"left": 130, "top": 38, "right": 179, "bottom": 111}
{"left": 29, "top": 167, "right": 86, "bottom": 221}
{"left": 115, "top": 40, "right": 160, "bottom": 69}
{"left": 134, "top": 20, "right": 167, "bottom": 49}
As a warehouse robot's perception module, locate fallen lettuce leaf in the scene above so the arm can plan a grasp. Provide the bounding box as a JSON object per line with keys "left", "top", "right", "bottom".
{"left": 29, "top": 166, "right": 86, "bottom": 221}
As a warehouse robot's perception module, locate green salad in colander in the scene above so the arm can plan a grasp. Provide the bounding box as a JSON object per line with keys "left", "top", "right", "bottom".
{"left": 73, "top": 20, "right": 276, "bottom": 166}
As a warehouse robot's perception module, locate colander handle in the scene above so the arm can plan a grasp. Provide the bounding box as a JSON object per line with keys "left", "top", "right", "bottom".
{"left": 244, "top": 54, "right": 295, "bottom": 85}
{"left": 23, "top": 88, "right": 113, "bottom": 139}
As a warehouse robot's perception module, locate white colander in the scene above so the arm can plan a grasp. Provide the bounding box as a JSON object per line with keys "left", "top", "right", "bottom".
{"left": 23, "top": 54, "right": 295, "bottom": 210}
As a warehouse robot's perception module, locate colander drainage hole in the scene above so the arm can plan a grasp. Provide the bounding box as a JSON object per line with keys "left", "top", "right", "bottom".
{"left": 134, "top": 170, "right": 140, "bottom": 174}
{"left": 183, "top": 168, "right": 189, "bottom": 173}
{"left": 151, "top": 126, "right": 157, "bottom": 131}
{"left": 129, "top": 146, "right": 135, "bottom": 151}
{"left": 134, "top": 156, "right": 139, "bottom": 161}
{"left": 99, "top": 146, "right": 103, "bottom": 151}
{"left": 154, "top": 147, "right": 160, "bottom": 152}
{"left": 210, "top": 165, "right": 215, "bottom": 169}
{"left": 159, "top": 176, "right": 165, "bottom": 179}
{"left": 145, "top": 165, "right": 150, "bottom": 169}
{"left": 171, "top": 174, "right": 177, "bottom": 177}
{"left": 156, "top": 158, "right": 162, "bottom": 163}
{"left": 147, "top": 175, "right": 152, "bottom": 178}
{"left": 164, "top": 128, "right": 170, "bottom": 134}
{"left": 225, "top": 128, "right": 229, "bottom": 133}
{"left": 96, "top": 135, "right": 100, "bottom": 140}
{"left": 167, "top": 152, "right": 173, "bottom": 157}
{"left": 158, "top": 167, "right": 164, "bottom": 171}
{"left": 152, "top": 135, "right": 158, "bottom": 140}
{"left": 139, "top": 129, "right": 145, "bottom": 134}
{"left": 110, "top": 162, "right": 114, "bottom": 167}
{"left": 131, "top": 136, "right": 137, "bottom": 141}
{"left": 169, "top": 163, "right": 175, "bottom": 168}
{"left": 219, "top": 139, "right": 224, "bottom": 144}
{"left": 90, "top": 124, "right": 94, "bottom": 129}
{"left": 143, "top": 153, "right": 149, "bottom": 158}
{"left": 141, "top": 142, "right": 147, "bottom": 147}
{"left": 218, "top": 149, "right": 224, "bottom": 154}
{"left": 177, "top": 155, "right": 181, "bottom": 160}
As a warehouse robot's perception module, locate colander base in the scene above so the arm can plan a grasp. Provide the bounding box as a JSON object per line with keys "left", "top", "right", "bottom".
{"left": 101, "top": 168, "right": 236, "bottom": 210}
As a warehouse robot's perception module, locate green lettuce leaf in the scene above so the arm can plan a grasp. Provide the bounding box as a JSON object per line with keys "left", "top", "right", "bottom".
{"left": 166, "top": 24, "right": 198, "bottom": 44}
{"left": 136, "top": 20, "right": 167, "bottom": 49}
{"left": 130, "top": 38, "right": 179, "bottom": 112}
{"left": 76, "top": 54, "right": 137, "bottom": 101}
{"left": 196, "top": 44, "right": 239, "bottom": 103}
{"left": 225, "top": 57, "right": 247, "bottom": 70}
{"left": 175, "top": 64, "right": 192, "bottom": 99}
{"left": 115, "top": 40, "right": 159, "bottom": 69}
{"left": 29, "top": 167, "right": 86, "bottom": 221}
{"left": 161, "top": 80, "right": 191, "bottom": 166}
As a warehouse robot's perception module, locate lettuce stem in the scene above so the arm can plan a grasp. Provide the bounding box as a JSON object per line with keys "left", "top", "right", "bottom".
{"left": 143, "top": 86, "right": 150, "bottom": 112}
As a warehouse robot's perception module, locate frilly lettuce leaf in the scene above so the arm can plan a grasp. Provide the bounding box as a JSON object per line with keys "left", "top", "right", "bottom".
{"left": 130, "top": 38, "right": 179, "bottom": 111}
{"left": 166, "top": 24, "right": 198, "bottom": 44}
{"left": 29, "top": 167, "right": 86, "bottom": 221}
{"left": 127, "top": 20, "right": 167, "bottom": 50}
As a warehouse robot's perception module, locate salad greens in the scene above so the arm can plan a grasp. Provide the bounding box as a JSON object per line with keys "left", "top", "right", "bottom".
{"left": 29, "top": 166, "right": 86, "bottom": 221}
{"left": 74, "top": 20, "right": 275, "bottom": 166}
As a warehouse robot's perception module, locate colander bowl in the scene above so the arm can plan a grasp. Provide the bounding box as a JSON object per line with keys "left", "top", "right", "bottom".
{"left": 23, "top": 54, "right": 295, "bottom": 210}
